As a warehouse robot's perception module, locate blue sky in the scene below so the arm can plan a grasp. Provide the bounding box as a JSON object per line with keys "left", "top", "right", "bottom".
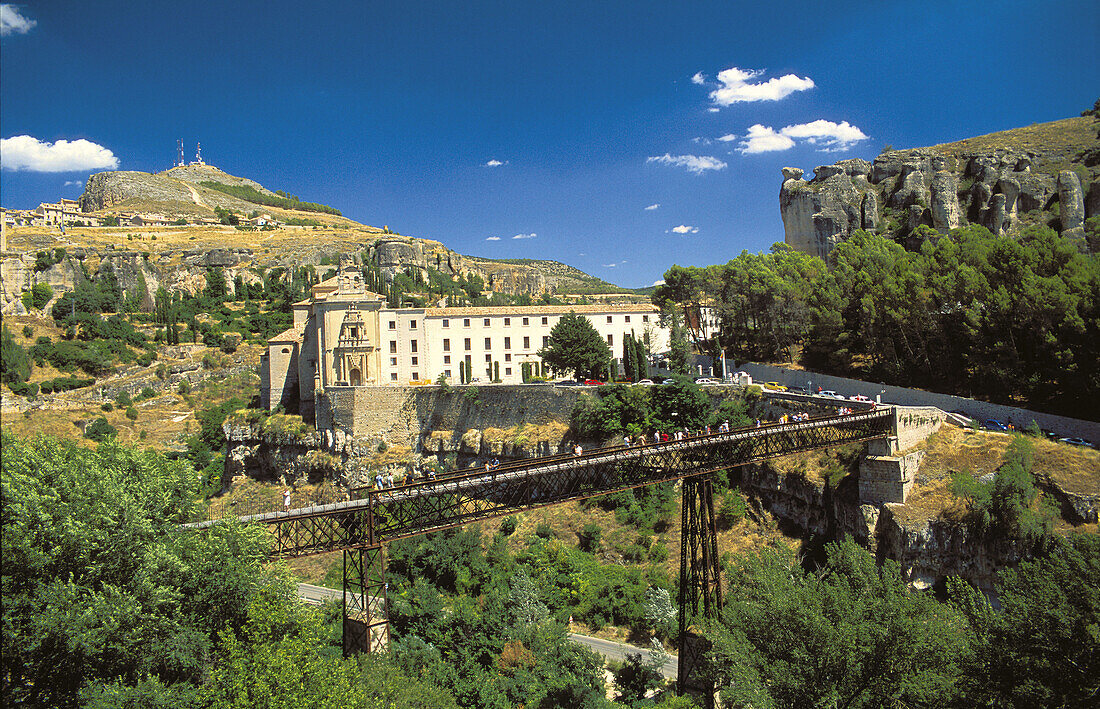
{"left": 2, "top": 0, "right": 1097, "bottom": 288}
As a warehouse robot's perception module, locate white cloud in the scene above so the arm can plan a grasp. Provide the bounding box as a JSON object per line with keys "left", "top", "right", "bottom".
{"left": 707, "top": 67, "right": 814, "bottom": 106}
{"left": 0, "top": 4, "right": 36, "bottom": 36}
{"left": 717, "top": 133, "right": 738, "bottom": 142}
{"left": 512, "top": 232, "right": 536, "bottom": 240}
{"left": 1, "top": 135, "right": 120, "bottom": 172}
{"left": 691, "top": 136, "right": 711, "bottom": 145}
{"left": 737, "top": 120, "right": 869, "bottom": 154}
{"left": 603, "top": 263, "right": 617, "bottom": 268}
{"left": 485, "top": 159, "right": 507, "bottom": 167}
{"left": 739, "top": 124, "right": 796, "bottom": 154}
{"left": 670, "top": 225, "right": 699, "bottom": 234}
{"left": 63, "top": 180, "right": 84, "bottom": 187}
{"left": 690, "top": 72, "right": 706, "bottom": 85}
{"left": 644, "top": 203, "right": 659, "bottom": 211}
{"left": 485, "top": 236, "right": 501, "bottom": 241}
{"left": 646, "top": 153, "right": 727, "bottom": 174}
{"left": 707, "top": 107, "right": 720, "bottom": 113}
{"left": 778, "top": 119, "right": 869, "bottom": 151}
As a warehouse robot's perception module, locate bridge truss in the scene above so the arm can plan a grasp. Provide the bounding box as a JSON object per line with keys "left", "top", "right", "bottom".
{"left": 186, "top": 408, "right": 894, "bottom": 695}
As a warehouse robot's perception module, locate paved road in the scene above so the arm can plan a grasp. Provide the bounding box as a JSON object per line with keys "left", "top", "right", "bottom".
{"left": 298, "top": 583, "right": 342, "bottom": 605}
{"left": 569, "top": 633, "right": 678, "bottom": 680}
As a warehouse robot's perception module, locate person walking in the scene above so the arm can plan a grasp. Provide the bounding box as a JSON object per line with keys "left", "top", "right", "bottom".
{"left": 283, "top": 488, "right": 291, "bottom": 512}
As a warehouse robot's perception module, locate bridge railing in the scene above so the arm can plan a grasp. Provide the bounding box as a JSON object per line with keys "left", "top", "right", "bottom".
{"left": 182, "top": 408, "right": 893, "bottom": 556}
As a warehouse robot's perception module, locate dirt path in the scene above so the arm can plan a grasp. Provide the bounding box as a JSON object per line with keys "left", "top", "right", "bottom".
{"left": 183, "top": 183, "right": 208, "bottom": 209}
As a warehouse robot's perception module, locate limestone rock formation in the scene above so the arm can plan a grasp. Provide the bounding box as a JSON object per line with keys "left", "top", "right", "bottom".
{"left": 930, "top": 170, "right": 960, "bottom": 231}
{"left": 1059, "top": 170, "right": 1086, "bottom": 242}
{"left": 779, "top": 115, "right": 1100, "bottom": 257}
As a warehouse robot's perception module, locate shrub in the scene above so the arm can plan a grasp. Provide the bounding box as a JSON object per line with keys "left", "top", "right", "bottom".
{"left": 101, "top": 402, "right": 113, "bottom": 412}
{"left": 579, "top": 523, "right": 602, "bottom": 552}
{"left": 22, "top": 325, "right": 33, "bottom": 338}
{"left": 535, "top": 522, "right": 553, "bottom": 539}
{"left": 648, "top": 542, "right": 669, "bottom": 562}
{"left": 83, "top": 417, "right": 117, "bottom": 442}
{"left": 125, "top": 406, "right": 138, "bottom": 421}
{"left": 500, "top": 515, "right": 518, "bottom": 536}
{"left": 140, "top": 387, "right": 156, "bottom": 400}
{"left": 116, "top": 391, "right": 132, "bottom": 407}
{"left": 463, "top": 386, "right": 480, "bottom": 404}
{"left": 178, "top": 380, "right": 191, "bottom": 395}
{"left": 719, "top": 491, "right": 747, "bottom": 526}
{"left": 155, "top": 364, "right": 167, "bottom": 380}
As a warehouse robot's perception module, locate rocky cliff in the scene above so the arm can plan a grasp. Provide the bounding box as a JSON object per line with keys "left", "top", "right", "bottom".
{"left": 781, "top": 115, "right": 1100, "bottom": 257}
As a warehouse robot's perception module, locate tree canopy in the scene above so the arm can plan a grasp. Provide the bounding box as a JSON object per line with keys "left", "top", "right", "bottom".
{"left": 538, "top": 311, "right": 612, "bottom": 380}
{"left": 654, "top": 226, "right": 1100, "bottom": 419}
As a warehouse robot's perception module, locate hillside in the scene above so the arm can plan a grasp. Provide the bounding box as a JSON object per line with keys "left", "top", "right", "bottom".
{"left": 780, "top": 112, "right": 1100, "bottom": 257}
{"left": 464, "top": 256, "right": 642, "bottom": 295}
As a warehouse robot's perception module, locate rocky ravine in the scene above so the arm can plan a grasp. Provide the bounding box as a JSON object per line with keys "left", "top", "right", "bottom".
{"left": 781, "top": 115, "right": 1100, "bottom": 258}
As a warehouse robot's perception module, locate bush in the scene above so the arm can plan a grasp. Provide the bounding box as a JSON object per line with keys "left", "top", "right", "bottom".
{"left": 499, "top": 515, "right": 518, "bottom": 536}
{"left": 101, "top": 402, "right": 113, "bottom": 412}
{"left": 463, "top": 387, "right": 480, "bottom": 404}
{"left": 22, "top": 325, "right": 33, "bottom": 338}
{"left": 178, "top": 380, "right": 191, "bottom": 395}
{"left": 719, "top": 491, "right": 747, "bottom": 526}
{"left": 535, "top": 523, "right": 553, "bottom": 539}
{"left": 125, "top": 406, "right": 138, "bottom": 421}
{"left": 579, "top": 523, "right": 602, "bottom": 552}
{"left": 116, "top": 391, "right": 132, "bottom": 407}
{"left": 140, "top": 387, "right": 157, "bottom": 400}
{"left": 83, "top": 417, "right": 117, "bottom": 442}
{"left": 155, "top": 364, "right": 167, "bottom": 380}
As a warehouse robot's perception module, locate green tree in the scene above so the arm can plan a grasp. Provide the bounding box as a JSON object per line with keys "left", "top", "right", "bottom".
{"left": 0, "top": 433, "right": 275, "bottom": 706}
{"left": 1, "top": 326, "right": 31, "bottom": 384}
{"left": 666, "top": 310, "right": 692, "bottom": 376}
{"left": 704, "top": 539, "right": 969, "bottom": 708}
{"left": 953, "top": 533, "right": 1100, "bottom": 707}
{"left": 538, "top": 311, "right": 612, "bottom": 380}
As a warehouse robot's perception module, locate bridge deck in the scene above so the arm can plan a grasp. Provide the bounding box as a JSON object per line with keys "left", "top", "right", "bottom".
{"left": 183, "top": 408, "right": 893, "bottom": 556}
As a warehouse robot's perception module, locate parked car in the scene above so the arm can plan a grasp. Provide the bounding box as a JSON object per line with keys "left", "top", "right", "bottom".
{"left": 849, "top": 394, "right": 872, "bottom": 403}
{"left": 1058, "top": 437, "right": 1095, "bottom": 448}
{"left": 695, "top": 377, "right": 720, "bottom": 385}
{"left": 818, "top": 390, "right": 843, "bottom": 399}
{"left": 762, "top": 382, "right": 787, "bottom": 391}
{"left": 553, "top": 379, "right": 583, "bottom": 387}
{"left": 583, "top": 379, "right": 605, "bottom": 386}
{"left": 984, "top": 419, "right": 1009, "bottom": 432}
{"left": 634, "top": 379, "right": 655, "bottom": 386}
{"left": 661, "top": 379, "right": 677, "bottom": 386}
{"left": 788, "top": 386, "right": 808, "bottom": 395}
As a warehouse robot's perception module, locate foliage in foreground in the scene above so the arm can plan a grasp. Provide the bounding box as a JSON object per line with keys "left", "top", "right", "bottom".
{"left": 705, "top": 535, "right": 1100, "bottom": 709}
{"left": 0, "top": 432, "right": 451, "bottom": 708}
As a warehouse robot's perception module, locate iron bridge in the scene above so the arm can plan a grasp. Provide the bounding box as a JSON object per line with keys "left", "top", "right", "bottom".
{"left": 183, "top": 407, "right": 895, "bottom": 698}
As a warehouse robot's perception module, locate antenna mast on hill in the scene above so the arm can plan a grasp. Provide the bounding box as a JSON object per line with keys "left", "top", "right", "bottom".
{"left": 176, "top": 139, "right": 185, "bottom": 168}
{"left": 195, "top": 142, "right": 203, "bottom": 165}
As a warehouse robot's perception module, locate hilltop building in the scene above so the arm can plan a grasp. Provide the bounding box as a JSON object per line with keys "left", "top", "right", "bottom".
{"left": 263, "top": 260, "right": 669, "bottom": 420}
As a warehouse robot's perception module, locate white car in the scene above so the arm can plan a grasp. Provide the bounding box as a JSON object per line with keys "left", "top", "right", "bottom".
{"left": 849, "top": 394, "right": 871, "bottom": 403}
{"left": 819, "top": 390, "right": 844, "bottom": 399}
{"left": 695, "top": 377, "right": 720, "bottom": 385}
{"left": 634, "top": 379, "right": 655, "bottom": 386}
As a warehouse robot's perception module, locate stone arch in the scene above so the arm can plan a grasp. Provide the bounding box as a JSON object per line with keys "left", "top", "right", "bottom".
{"left": 349, "top": 368, "right": 362, "bottom": 386}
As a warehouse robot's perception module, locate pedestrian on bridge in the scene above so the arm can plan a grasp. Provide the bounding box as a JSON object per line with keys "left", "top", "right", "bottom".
{"left": 283, "top": 488, "right": 291, "bottom": 512}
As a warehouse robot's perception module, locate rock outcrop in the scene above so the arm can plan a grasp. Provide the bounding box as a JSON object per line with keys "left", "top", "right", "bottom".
{"left": 780, "top": 115, "right": 1100, "bottom": 257}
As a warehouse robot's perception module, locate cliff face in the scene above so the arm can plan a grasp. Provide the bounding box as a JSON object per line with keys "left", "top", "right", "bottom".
{"left": 780, "top": 115, "right": 1100, "bottom": 257}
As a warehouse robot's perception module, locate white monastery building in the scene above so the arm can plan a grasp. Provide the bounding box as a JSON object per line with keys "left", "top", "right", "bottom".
{"left": 263, "top": 262, "right": 669, "bottom": 419}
